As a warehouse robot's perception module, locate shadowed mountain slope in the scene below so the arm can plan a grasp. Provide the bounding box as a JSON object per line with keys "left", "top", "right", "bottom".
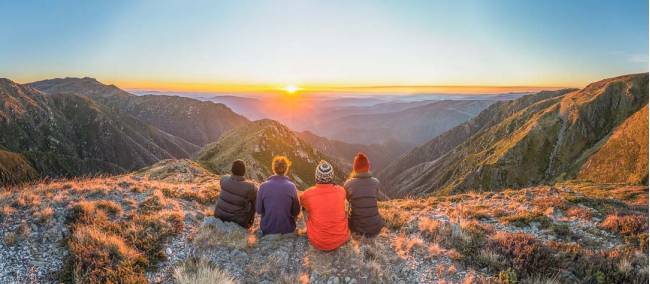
{"left": 30, "top": 78, "right": 249, "bottom": 146}
{"left": 577, "top": 104, "right": 648, "bottom": 184}
{"left": 0, "top": 78, "right": 198, "bottom": 182}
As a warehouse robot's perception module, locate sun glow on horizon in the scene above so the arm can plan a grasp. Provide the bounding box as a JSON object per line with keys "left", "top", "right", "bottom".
{"left": 283, "top": 85, "right": 301, "bottom": 94}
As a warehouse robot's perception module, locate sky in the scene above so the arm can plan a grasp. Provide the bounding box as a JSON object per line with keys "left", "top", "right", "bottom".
{"left": 1, "top": 0, "right": 648, "bottom": 93}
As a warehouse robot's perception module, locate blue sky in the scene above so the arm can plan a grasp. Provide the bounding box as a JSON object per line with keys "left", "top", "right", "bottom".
{"left": 1, "top": 0, "right": 647, "bottom": 91}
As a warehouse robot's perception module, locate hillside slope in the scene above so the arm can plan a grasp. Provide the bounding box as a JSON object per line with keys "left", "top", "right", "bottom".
{"left": 0, "top": 78, "right": 198, "bottom": 182}
{"left": 196, "top": 120, "right": 345, "bottom": 189}
{"left": 577, "top": 104, "right": 649, "bottom": 184}
{"left": 30, "top": 78, "right": 249, "bottom": 146}
{"left": 380, "top": 73, "right": 648, "bottom": 197}
{"left": 0, "top": 148, "right": 38, "bottom": 185}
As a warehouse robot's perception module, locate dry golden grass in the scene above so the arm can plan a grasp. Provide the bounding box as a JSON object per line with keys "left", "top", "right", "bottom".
{"left": 1, "top": 205, "right": 15, "bottom": 219}
{"left": 192, "top": 221, "right": 249, "bottom": 250}
{"left": 33, "top": 206, "right": 54, "bottom": 223}
{"left": 174, "top": 258, "right": 235, "bottom": 284}
{"left": 14, "top": 191, "right": 40, "bottom": 208}
{"left": 392, "top": 234, "right": 424, "bottom": 258}
{"left": 600, "top": 214, "right": 648, "bottom": 237}
{"left": 378, "top": 205, "right": 410, "bottom": 230}
{"left": 67, "top": 226, "right": 147, "bottom": 283}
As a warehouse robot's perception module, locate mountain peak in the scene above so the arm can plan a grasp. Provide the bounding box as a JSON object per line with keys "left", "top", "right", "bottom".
{"left": 29, "top": 77, "right": 133, "bottom": 98}
{"left": 196, "top": 120, "right": 344, "bottom": 189}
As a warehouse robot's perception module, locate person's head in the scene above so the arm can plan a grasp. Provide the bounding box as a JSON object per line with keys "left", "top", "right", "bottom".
{"left": 352, "top": 152, "right": 370, "bottom": 174}
{"left": 315, "top": 160, "right": 335, "bottom": 184}
{"left": 272, "top": 156, "right": 291, "bottom": 176}
{"left": 231, "top": 159, "right": 246, "bottom": 176}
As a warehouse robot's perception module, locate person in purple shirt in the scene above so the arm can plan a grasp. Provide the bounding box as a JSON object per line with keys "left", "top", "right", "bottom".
{"left": 256, "top": 156, "right": 301, "bottom": 235}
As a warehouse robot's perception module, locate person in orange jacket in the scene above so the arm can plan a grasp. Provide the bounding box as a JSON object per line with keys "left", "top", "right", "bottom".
{"left": 300, "top": 160, "right": 350, "bottom": 251}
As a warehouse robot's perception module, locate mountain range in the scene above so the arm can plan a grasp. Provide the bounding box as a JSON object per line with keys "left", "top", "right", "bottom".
{"left": 0, "top": 78, "right": 247, "bottom": 183}
{"left": 379, "top": 73, "right": 649, "bottom": 197}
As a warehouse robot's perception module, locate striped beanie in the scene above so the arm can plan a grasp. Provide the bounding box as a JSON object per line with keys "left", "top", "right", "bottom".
{"left": 315, "top": 160, "right": 335, "bottom": 184}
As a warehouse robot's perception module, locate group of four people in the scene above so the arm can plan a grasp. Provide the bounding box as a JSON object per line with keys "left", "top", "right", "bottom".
{"left": 214, "top": 153, "right": 385, "bottom": 251}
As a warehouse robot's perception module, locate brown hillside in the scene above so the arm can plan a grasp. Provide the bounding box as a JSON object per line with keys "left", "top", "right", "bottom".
{"left": 577, "top": 105, "right": 649, "bottom": 184}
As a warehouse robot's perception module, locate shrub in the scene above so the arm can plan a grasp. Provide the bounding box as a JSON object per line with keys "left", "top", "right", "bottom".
{"left": 565, "top": 206, "right": 592, "bottom": 220}
{"left": 501, "top": 211, "right": 551, "bottom": 228}
{"left": 488, "top": 232, "right": 554, "bottom": 278}
{"left": 498, "top": 268, "right": 517, "bottom": 284}
{"left": 600, "top": 214, "right": 648, "bottom": 237}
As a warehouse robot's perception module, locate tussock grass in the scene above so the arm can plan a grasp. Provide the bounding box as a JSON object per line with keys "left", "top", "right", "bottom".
{"left": 174, "top": 258, "right": 235, "bottom": 284}
{"left": 193, "top": 221, "right": 249, "bottom": 250}
{"left": 66, "top": 226, "right": 147, "bottom": 283}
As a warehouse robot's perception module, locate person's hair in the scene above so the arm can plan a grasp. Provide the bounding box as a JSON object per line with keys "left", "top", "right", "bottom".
{"left": 271, "top": 156, "right": 291, "bottom": 175}
{"left": 231, "top": 159, "right": 246, "bottom": 176}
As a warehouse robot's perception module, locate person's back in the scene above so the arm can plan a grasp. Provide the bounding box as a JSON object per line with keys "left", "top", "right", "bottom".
{"left": 256, "top": 156, "right": 300, "bottom": 235}
{"left": 215, "top": 160, "right": 257, "bottom": 228}
{"left": 344, "top": 153, "right": 384, "bottom": 237}
{"left": 301, "top": 161, "right": 349, "bottom": 251}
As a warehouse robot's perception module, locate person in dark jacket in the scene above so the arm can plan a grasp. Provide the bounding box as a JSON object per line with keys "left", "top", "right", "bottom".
{"left": 214, "top": 160, "right": 258, "bottom": 228}
{"left": 256, "top": 156, "right": 301, "bottom": 235}
{"left": 343, "top": 153, "right": 385, "bottom": 237}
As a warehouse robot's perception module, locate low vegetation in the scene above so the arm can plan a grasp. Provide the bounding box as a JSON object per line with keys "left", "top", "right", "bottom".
{"left": 0, "top": 163, "right": 646, "bottom": 283}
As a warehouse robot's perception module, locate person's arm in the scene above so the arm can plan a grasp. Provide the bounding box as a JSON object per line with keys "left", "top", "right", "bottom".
{"left": 255, "top": 187, "right": 264, "bottom": 215}
{"left": 300, "top": 194, "right": 309, "bottom": 222}
{"left": 291, "top": 186, "right": 301, "bottom": 217}
{"left": 249, "top": 184, "right": 258, "bottom": 208}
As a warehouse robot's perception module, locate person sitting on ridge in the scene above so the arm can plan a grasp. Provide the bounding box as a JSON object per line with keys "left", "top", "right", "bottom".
{"left": 300, "top": 160, "right": 350, "bottom": 251}
{"left": 344, "top": 153, "right": 385, "bottom": 237}
{"left": 214, "top": 159, "right": 258, "bottom": 228}
{"left": 256, "top": 156, "right": 301, "bottom": 235}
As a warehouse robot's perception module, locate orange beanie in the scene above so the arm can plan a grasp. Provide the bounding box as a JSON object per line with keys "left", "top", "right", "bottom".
{"left": 353, "top": 153, "right": 370, "bottom": 173}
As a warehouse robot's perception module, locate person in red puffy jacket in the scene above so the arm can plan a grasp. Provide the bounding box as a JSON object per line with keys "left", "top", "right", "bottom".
{"left": 300, "top": 160, "right": 350, "bottom": 251}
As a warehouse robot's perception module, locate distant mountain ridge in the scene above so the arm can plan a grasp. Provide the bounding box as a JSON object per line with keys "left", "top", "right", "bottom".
{"left": 379, "top": 73, "right": 648, "bottom": 197}
{"left": 30, "top": 78, "right": 249, "bottom": 146}
{"left": 0, "top": 77, "right": 248, "bottom": 185}
{"left": 0, "top": 78, "right": 198, "bottom": 182}
{"left": 311, "top": 99, "right": 496, "bottom": 145}
{"left": 295, "top": 130, "right": 410, "bottom": 172}
{"left": 196, "top": 119, "right": 345, "bottom": 190}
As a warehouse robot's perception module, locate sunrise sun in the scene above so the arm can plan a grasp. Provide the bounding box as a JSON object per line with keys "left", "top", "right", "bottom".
{"left": 284, "top": 85, "right": 300, "bottom": 94}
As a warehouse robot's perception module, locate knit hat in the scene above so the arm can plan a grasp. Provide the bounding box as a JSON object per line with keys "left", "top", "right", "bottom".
{"left": 353, "top": 152, "right": 370, "bottom": 173}
{"left": 315, "top": 160, "right": 335, "bottom": 184}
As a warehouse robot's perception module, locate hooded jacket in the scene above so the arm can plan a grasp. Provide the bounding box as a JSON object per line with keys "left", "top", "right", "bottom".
{"left": 215, "top": 175, "right": 258, "bottom": 228}
{"left": 256, "top": 175, "right": 301, "bottom": 235}
{"left": 343, "top": 172, "right": 384, "bottom": 237}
